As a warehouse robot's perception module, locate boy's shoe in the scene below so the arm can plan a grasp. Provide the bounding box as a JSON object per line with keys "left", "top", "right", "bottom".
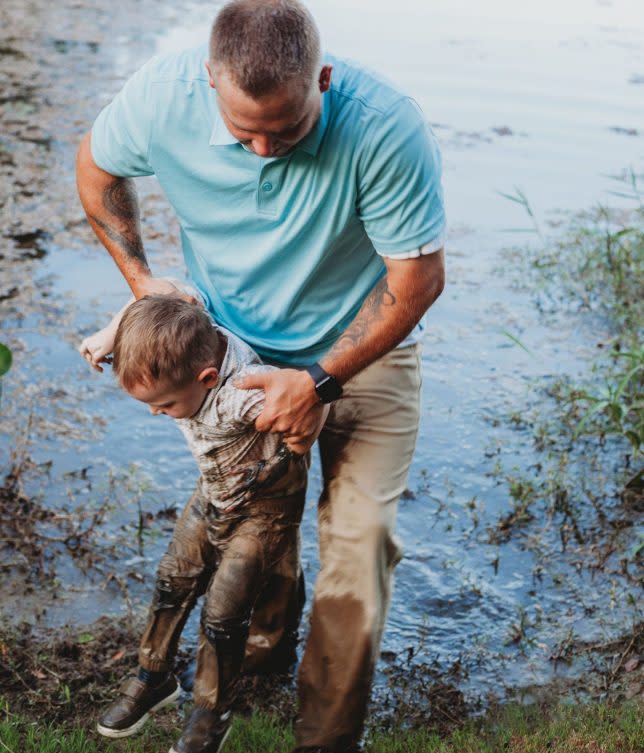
{"left": 169, "top": 707, "right": 231, "bottom": 753}
{"left": 97, "top": 674, "right": 181, "bottom": 738}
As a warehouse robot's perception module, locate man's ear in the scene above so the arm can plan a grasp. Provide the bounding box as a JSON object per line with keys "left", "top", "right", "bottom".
{"left": 204, "top": 60, "right": 216, "bottom": 89}
{"left": 318, "top": 64, "right": 332, "bottom": 93}
{"left": 197, "top": 366, "right": 219, "bottom": 388}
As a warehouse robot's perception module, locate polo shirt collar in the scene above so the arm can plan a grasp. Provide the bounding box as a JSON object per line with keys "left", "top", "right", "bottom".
{"left": 293, "top": 91, "right": 330, "bottom": 156}
{"left": 208, "top": 90, "right": 330, "bottom": 156}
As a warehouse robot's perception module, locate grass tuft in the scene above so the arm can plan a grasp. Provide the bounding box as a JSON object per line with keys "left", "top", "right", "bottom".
{"left": 1, "top": 702, "right": 643, "bottom": 753}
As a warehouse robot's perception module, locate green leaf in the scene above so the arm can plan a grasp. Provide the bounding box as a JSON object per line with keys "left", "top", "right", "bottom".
{"left": 77, "top": 633, "right": 95, "bottom": 644}
{"left": 609, "top": 403, "right": 624, "bottom": 423}
{"left": 499, "top": 329, "right": 533, "bottom": 355}
{"left": 612, "top": 226, "right": 635, "bottom": 239}
{"left": 0, "top": 344, "right": 11, "bottom": 377}
{"left": 614, "top": 363, "right": 644, "bottom": 400}
{"left": 574, "top": 400, "right": 610, "bottom": 437}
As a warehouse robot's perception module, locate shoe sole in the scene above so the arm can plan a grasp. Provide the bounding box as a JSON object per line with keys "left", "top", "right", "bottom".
{"left": 169, "top": 725, "right": 231, "bottom": 753}
{"left": 96, "top": 684, "right": 182, "bottom": 739}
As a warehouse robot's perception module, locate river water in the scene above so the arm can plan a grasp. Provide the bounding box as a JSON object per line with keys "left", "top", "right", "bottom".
{"left": 1, "top": 0, "right": 642, "bottom": 706}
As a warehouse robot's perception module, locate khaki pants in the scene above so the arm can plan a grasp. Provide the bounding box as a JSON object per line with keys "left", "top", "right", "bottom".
{"left": 295, "top": 344, "right": 422, "bottom": 751}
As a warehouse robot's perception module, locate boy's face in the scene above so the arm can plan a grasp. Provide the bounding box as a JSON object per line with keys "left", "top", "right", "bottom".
{"left": 127, "top": 367, "right": 219, "bottom": 419}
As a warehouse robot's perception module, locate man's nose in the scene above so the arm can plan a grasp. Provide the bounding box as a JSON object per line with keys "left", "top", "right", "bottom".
{"left": 251, "top": 135, "right": 274, "bottom": 157}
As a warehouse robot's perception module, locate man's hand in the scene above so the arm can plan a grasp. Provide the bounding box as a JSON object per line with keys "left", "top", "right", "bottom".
{"left": 234, "top": 368, "right": 329, "bottom": 454}
{"left": 134, "top": 277, "right": 200, "bottom": 304}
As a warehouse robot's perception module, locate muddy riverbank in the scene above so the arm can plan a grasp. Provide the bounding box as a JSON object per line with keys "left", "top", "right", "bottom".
{"left": 1, "top": 0, "right": 643, "bottom": 732}
{"left": 1, "top": 612, "right": 642, "bottom": 734}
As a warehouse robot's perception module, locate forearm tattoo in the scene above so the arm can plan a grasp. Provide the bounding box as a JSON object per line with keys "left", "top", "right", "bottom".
{"left": 326, "top": 277, "right": 397, "bottom": 360}
{"left": 89, "top": 178, "right": 148, "bottom": 266}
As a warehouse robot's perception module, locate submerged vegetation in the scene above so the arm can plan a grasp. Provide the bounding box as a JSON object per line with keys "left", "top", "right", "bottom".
{"left": 482, "top": 176, "right": 644, "bottom": 678}
{"left": 504, "top": 172, "right": 643, "bottom": 458}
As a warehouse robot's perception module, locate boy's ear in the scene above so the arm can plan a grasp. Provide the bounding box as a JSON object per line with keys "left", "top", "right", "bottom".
{"left": 197, "top": 366, "right": 219, "bottom": 388}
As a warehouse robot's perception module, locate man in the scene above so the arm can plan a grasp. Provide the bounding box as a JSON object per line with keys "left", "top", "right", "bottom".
{"left": 76, "top": 1, "right": 446, "bottom": 751}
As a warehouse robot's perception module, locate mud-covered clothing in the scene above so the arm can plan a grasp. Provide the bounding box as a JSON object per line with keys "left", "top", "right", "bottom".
{"left": 294, "top": 344, "right": 422, "bottom": 751}
{"left": 176, "top": 330, "right": 307, "bottom": 511}
{"left": 138, "top": 485, "right": 305, "bottom": 712}
{"left": 137, "top": 329, "right": 308, "bottom": 713}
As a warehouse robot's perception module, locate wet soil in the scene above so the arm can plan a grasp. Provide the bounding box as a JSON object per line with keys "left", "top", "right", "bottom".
{"left": 0, "top": 612, "right": 641, "bottom": 735}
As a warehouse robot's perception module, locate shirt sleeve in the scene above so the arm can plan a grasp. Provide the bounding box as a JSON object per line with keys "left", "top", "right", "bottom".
{"left": 90, "top": 59, "right": 157, "bottom": 177}
{"left": 230, "top": 365, "right": 273, "bottom": 426}
{"left": 237, "top": 389, "right": 266, "bottom": 425}
{"left": 357, "top": 97, "right": 446, "bottom": 257}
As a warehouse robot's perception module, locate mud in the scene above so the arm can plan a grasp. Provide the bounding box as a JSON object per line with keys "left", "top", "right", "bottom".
{"left": 0, "top": 613, "right": 640, "bottom": 735}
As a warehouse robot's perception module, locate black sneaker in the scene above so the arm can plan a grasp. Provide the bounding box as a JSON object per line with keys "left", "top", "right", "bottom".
{"left": 169, "top": 707, "right": 231, "bottom": 753}
{"left": 97, "top": 674, "right": 181, "bottom": 738}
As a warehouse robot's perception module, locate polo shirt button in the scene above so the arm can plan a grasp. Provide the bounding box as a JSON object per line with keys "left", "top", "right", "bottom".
{"left": 262, "top": 181, "right": 273, "bottom": 192}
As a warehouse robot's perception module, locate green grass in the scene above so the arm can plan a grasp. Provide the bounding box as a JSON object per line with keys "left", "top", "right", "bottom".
{"left": 1, "top": 703, "right": 643, "bottom": 753}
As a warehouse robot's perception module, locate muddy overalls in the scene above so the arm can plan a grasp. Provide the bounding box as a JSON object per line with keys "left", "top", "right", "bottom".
{"left": 137, "top": 333, "right": 308, "bottom": 715}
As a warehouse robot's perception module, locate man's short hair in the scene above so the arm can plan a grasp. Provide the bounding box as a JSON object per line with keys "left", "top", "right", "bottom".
{"left": 209, "top": 0, "right": 321, "bottom": 98}
{"left": 113, "top": 296, "right": 224, "bottom": 390}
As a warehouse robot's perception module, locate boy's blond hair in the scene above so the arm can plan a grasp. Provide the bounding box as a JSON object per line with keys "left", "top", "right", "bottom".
{"left": 113, "top": 296, "right": 224, "bottom": 390}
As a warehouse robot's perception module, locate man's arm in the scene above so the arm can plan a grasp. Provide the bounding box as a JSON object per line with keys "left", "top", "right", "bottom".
{"left": 76, "top": 131, "right": 193, "bottom": 301}
{"left": 320, "top": 250, "right": 444, "bottom": 383}
{"left": 235, "top": 249, "right": 445, "bottom": 453}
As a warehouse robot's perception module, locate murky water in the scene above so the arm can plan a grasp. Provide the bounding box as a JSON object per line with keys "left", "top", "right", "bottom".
{"left": 1, "top": 0, "right": 642, "bottom": 705}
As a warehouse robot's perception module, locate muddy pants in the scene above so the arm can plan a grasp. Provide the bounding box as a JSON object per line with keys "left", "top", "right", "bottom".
{"left": 138, "top": 490, "right": 305, "bottom": 712}
{"left": 294, "top": 344, "right": 422, "bottom": 751}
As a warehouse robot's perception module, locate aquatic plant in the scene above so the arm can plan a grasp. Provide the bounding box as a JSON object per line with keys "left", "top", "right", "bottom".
{"left": 0, "top": 343, "right": 12, "bottom": 402}
{"left": 489, "top": 175, "right": 644, "bottom": 609}
{"left": 502, "top": 172, "right": 643, "bottom": 457}
{"left": 573, "top": 345, "right": 643, "bottom": 453}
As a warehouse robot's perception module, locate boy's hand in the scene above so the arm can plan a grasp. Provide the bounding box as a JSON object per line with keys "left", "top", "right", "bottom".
{"left": 79, "top": 327, "right": 116, "bottom": 372}
{"left": 234, "top": 369, "right": 329, "bottom": 454}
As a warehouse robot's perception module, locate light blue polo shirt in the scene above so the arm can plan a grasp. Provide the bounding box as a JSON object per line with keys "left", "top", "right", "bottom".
{"left": 91, "top": 45, "right": 445, "bottom": 365}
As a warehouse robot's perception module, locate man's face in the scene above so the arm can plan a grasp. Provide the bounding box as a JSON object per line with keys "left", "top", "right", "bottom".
{"left": 207, "top": 64, "right": 332, "bottom": 158}
{"left": 127, "top": 369, "right": 218, "bottom": 419}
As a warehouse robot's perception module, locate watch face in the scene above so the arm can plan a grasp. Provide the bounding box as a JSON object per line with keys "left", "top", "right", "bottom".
{"left": 316, "top": 374, "right": 342, "bottom": 403}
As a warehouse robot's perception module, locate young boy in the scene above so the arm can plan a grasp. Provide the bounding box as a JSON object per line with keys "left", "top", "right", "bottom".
{"left": 80, "top": 293, "right": 323, "bottom": 753}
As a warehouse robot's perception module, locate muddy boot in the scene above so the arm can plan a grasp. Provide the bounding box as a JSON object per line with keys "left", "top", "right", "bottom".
{"left": 97, "top": 673, "right": 181, "bottom": 738}
{"left": 168, "top": 707, "right": 231, "bottom": 753}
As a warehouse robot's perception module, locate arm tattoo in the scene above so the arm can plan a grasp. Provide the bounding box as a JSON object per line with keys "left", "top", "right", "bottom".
{"left": 325, "top": 277, "right": 397, "bottom": 360}
{"left": 89, "top": 178, "right": 148, "bottom": 266}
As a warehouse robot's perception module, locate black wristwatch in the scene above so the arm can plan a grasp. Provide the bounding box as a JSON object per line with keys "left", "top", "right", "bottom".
{"left": 305, "top": 362, "right": 343, "bottom": 403}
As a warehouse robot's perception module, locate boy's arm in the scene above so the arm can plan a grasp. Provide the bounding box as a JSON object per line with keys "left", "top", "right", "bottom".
{"left": 78, "top": 297, "right": 134, "bottom": 372}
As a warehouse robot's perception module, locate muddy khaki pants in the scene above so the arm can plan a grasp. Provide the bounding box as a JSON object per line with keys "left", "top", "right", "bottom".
{"left": 295, "top": 344, "right": 422, "bottom": 751}
{"left": 138, "top": 491, "right": 305, "bottom": 712}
